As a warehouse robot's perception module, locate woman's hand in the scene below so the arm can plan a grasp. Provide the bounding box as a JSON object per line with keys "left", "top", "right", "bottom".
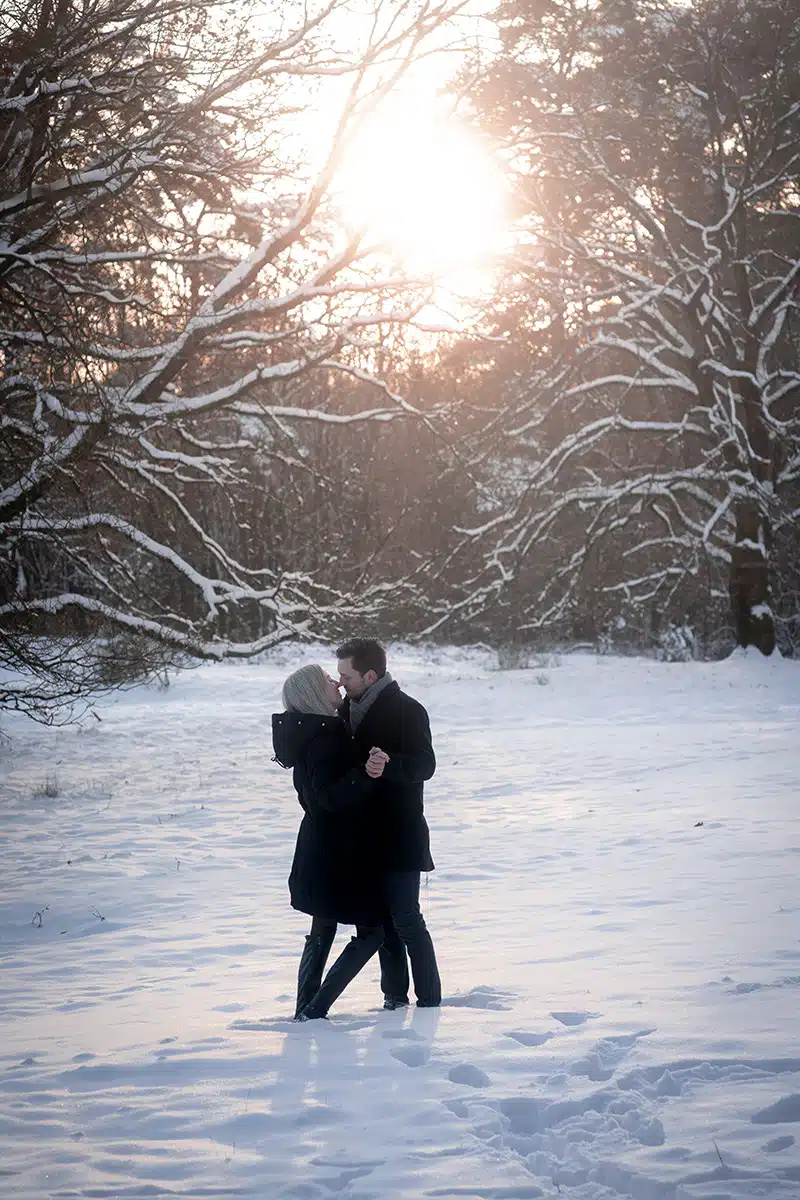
{"left": 365, "top": 747, "right": 390, "bottom": 778}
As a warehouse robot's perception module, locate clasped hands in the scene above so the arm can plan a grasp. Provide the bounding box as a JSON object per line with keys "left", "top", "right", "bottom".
{"left": 365, "top": 746, "right": 390, "bottom": 779}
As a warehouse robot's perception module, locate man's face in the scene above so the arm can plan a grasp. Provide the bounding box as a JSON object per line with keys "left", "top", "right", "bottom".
{"left": 337, "top": 657, "right": 377, "bottom": 699}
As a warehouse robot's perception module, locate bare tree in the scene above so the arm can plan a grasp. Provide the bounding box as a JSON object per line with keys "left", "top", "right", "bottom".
{"left": 0, "top": 0, "right": 460, "bottom": 717}
{"left": 438, "top": 0, "right": 800, "bottom": 654}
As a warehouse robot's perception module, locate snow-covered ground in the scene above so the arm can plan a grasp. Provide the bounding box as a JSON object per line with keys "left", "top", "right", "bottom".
{"left": 1, "top": 644, "right": 799, "bottom": 1200}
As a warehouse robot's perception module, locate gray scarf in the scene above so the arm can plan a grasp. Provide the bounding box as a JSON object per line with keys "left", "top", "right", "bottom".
{"left": 347, "top": 671, "right": 393, "bottom": 734}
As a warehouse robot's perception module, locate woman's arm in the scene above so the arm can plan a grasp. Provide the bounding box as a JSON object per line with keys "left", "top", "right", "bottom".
{"left": 304, "top": 737, "right": 376, "bottom": 813}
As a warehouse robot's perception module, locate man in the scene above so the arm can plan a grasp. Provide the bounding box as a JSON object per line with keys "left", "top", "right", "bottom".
{"left": 337, "top": 637, "right": 441, "bottom": 1009}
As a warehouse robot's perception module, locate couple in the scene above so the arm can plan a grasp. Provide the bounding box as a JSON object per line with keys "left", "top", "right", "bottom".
{"left": 272, "top": 637, "right": 441, "bottom": 1021}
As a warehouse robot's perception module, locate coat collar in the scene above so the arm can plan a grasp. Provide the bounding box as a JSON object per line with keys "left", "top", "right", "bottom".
{"left": 343, "top": 679, "right": 399, "bottom": 733}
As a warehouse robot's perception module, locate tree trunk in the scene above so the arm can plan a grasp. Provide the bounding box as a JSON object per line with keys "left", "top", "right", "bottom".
{"left": 729, "top": 500, "right": 776, "bottom": 655}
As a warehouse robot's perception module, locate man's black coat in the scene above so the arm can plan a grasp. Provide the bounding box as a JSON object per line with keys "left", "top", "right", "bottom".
{"left": 342, "top": 680, "right": 435, "bottom": 873}
{"left": 272, "top": 711, "right": 384, "bottom": 925}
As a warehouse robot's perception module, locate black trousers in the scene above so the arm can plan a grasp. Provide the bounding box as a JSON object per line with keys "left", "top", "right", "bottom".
{"left": 378, "top": 871, "right": 441, "bottom": 1006}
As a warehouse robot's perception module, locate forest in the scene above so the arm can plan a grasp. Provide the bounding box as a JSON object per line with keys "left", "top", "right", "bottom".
{"left": 2, "top": 0, "right": 799, "bottom": 718}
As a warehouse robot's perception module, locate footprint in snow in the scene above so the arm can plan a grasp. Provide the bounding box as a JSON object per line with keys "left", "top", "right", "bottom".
{"left": 763, "top": 1135, "right": 795, "bottom": 1152}
{"left": 751, "top": 1094, "right": 800, "bottom": 1124}
{"left": 550, "top": 1010, "right": 598, "bottom": 1026}
{"left": 314, "top": 1165, "right": 380, "bottom": 1191}
{"left": 443, "top": 1097, "right": 470, "bottom": 1118}
{"left": 448, "top": 1063, "right": 492, "bottom": 1088}
{"left": 569, "top": 1028, "right": 656, "bottom": 1082}
{"left": 443, "top": 986, "right": 514, "bottom": 1010}
{"left": 505, "top": 1031, "right": 555, "bottom": 1047}
{"left": 427, "top": 1187, "right": 545, "bottom": 1198}
{"left": 390, "top": 1044, "right": 430, "bottom": 1068}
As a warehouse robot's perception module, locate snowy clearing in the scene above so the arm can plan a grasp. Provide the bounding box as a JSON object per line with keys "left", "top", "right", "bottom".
{"left": 1, "top": 645, "right": 799, "bottom": 1200}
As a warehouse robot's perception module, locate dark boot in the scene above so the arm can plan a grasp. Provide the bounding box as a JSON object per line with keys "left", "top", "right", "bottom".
{"left": 383, "top": 996, "right": 409, "bottom": 1011}
{"left": 294, "top": 925, "right": 336, "bottom": 1018}
{"left": 300, "top": 928, "right": 383, "bottom": 1019}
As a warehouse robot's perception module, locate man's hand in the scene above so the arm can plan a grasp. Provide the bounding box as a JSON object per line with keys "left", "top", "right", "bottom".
{"left": 365, "top": 746, "right": 390, "bottom": 779}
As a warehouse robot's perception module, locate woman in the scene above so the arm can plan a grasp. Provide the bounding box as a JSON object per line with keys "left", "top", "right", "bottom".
{"left": 272, "top": 663, "right": 390, "bottom": 1020}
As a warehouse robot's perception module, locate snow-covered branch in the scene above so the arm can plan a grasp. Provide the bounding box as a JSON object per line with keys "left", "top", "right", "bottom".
{"left": 0, "top": 0, "right": 465, "bottom": 716}
{"left": 438, "top": 0, "right": 800, "bottom": 654}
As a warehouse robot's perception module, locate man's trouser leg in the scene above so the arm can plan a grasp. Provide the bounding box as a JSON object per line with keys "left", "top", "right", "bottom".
{"left": 384, "top": 871, "right": 441, "bottom": 1007}
{"left": 379, "top": 918, "right": 410, "bottom": 1007}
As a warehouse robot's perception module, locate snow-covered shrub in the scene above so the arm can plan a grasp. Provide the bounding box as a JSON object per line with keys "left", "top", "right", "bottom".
{"left": 34, "top": 776, "right": 60, "bottom": 799}
{"left": 497, "top": 644, "right": 530, "bottom": 669}
{"left": 497, "top": 645, "right": 562, "bottom": 670}
{"left": 532, "top": 652, "right": 560, "bottom": 669}
{"left": 658, "top": 624, "right": 696, "bottom": 663}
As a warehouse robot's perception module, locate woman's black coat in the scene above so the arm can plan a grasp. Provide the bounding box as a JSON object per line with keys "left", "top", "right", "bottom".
{"left": 272, "top": 711, "right": 384, "bottom": 925}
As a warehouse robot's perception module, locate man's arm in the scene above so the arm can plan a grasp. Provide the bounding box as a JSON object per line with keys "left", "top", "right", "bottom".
{"left": 380, "top": 700, "right": 436, "bottom": 785}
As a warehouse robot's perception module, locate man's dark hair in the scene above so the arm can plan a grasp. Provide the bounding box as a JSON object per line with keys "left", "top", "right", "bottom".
{"left": 336, "top": 637, "right": 387, "bottom": 678}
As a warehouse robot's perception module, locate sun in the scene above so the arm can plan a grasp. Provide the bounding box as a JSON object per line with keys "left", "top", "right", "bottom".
{"left": 336, "top": 100, "right": 508, "bottom": 282}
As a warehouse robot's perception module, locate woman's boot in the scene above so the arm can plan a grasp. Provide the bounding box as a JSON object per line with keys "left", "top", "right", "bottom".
{"left": 294, "top": 924, "right": 336, "bottom": 1018}
{"left": 299, "top": 928, "right": 383, "bottom": 1019}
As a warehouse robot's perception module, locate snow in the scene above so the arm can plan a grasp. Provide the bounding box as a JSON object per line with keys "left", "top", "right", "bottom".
{"left": 1, "top": 644, "right": 799, "bottom": 1200}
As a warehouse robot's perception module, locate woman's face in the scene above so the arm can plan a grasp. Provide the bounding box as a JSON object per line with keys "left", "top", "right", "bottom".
{"left": 324, "top": 673, "right": 343, "bottom": 710}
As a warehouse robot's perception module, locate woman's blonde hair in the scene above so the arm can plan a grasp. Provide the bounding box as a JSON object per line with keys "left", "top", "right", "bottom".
{"left": 282, "top": 664, "right": 337, "bottom": 716}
